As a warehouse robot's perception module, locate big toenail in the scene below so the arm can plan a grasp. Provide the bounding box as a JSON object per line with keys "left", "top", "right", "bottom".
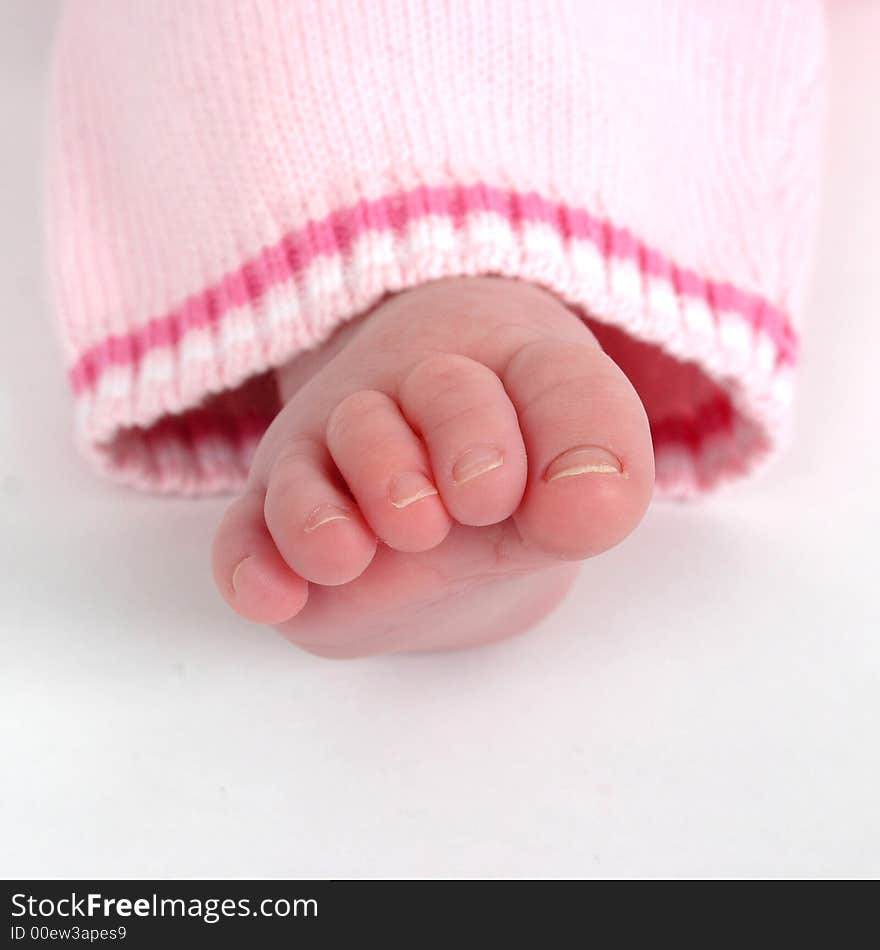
{"left": 231, "top": 556, "right": 254, "bottom": 594}
{"left": 389, "top": 472, "right": 438, "bottom": 509}
{"left": 452, "top": 445, "right": 504, "bottom": 485}
{"left": 544, "top": 445, "right": 623, "bottom": 482}
{"left": 304, "top": 503, "right": 351, "bottom": 532}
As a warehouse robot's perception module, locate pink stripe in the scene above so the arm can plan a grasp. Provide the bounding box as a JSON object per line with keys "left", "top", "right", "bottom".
{"left": 69, "top": 183, "right": 797, "bottom": 394}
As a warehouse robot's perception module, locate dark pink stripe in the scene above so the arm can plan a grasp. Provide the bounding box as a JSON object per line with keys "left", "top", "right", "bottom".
{"left": 69, "top": 183, "right": 797, "bottom": 394}
{"left": 651, "top": 397, "right": 735, "bottom": 451}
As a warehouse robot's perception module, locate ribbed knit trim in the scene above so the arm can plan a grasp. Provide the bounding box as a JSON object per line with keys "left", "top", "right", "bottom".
{"left": 69, "top": 182, "right": 798, "bottom": 498}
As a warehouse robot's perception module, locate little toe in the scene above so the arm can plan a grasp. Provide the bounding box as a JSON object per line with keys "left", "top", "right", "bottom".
{"left": 325, "top": 389, "right": 451, "bottom": 553}
{"left": 212, "top": 490, "right": 309, "bottom": 624}
{"left": 397, "top": 353, "right": 527, "bottom": 527}
{"left": 504, "top": 338, "right": 654, "bottom": 559}
{"left": 263, "top": 435, "right": 378, "bottom": 586}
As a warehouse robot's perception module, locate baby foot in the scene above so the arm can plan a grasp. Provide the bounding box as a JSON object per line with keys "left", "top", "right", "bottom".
{"left": 212, "top": 277, "right": 654, "bottom": 657}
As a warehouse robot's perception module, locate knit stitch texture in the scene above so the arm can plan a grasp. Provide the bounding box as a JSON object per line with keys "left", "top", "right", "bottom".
{"left": 46, "top": 0, "right": 826, "bottom": 497}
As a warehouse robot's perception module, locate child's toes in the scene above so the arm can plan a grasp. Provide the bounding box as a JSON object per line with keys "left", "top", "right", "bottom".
{"left": 504, "top": 339, "right": 654, "bottom": 560}
{"left": 325, "top": 390, "right": 451, "bottom": 553}
{"left": 398, "top": 354, "right": 527, "bottom": 527}
{"left": 263, "top": 436, "right": 378, "bottom": 586}
{"left": 212, "top": 490, "right": 309, "bottom": 624}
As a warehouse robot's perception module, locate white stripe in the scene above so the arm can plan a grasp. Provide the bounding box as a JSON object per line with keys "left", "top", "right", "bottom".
{"left": 521, "top": 221, "right": 564, "bottom": 262}
{"left": 567, "top": 238, "right": 607, "bottom": 296}
{"left": 406, "top": 213, "right": 458, "bottom": 256}
{"left": 96, "top": 363, "right": 134, "bottom": 403}
{"left": 262, "top": 283, "right": 302, "bottom": 334}
{"left": 219, "top": 305, "right": 259, "bottom": 352}
{"left": 178, "top": 326, "right": 216, "bottom": 367}
{"left": 681, "top": 297, "right": 716, "bottom": 344}
{"left": 304, "top": 254, "right": 346, "bottom": 305}
{"left": 717, "top": 310, "right": 755, "bottom": 373}
{"left": 349, "top": 228, "right": 397, "bottom": 279}
{"left": 646, "top": 277, "right": 681, "bottom": 338}
{"left": 464, "top": 211, "right": 515, "bottom": 255}
{"left": 138, "top": 345, "right": 176, "bottom": 387}
{"left": 609, "top": 259, "right": 645, "bottom": 319}
{"left": 754, "top": 330, "right": 779, "bottom": 376}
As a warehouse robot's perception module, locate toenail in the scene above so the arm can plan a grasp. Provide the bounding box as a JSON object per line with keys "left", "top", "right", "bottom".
{"left": 452, "top": 445, "right": 504, "bottom": 485}
{"left": 304, "top": 503, "right": 351, "bottom": 532}
{"left": 544, "top": 445, "right": 624, "bottom": 482}
{"left": 231, "top": 556, "right": 254, "bottom": 595}
{"left": 389, "top": 472, "right": 438, "bottom": 509}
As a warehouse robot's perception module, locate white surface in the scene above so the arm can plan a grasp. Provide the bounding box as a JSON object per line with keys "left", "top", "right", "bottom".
{"left": 1, "top": 2, "right": 878, "bottom": 880}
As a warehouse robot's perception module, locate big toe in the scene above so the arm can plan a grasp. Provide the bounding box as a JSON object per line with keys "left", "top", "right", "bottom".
{"left": 504, "top": 337, "right": 654, "bottom": 560}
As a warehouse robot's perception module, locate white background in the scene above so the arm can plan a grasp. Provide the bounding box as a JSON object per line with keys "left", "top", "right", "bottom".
{"left": 1, "top": 2, "right": 878, "bottom": 879}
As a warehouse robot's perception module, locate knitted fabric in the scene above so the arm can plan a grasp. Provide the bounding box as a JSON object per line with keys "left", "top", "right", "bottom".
{"left": 46, "top": 0, "right": 825, "bottom": 497}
